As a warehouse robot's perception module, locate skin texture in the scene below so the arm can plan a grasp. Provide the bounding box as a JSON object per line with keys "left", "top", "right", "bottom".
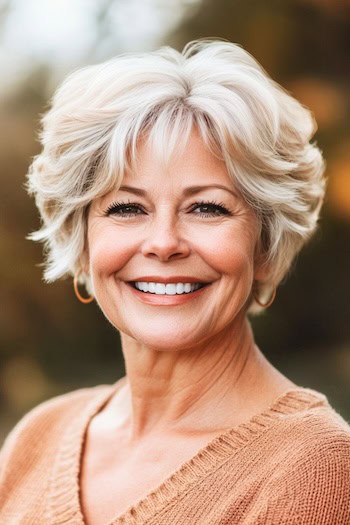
{"left": 80, "top": 129, "right": 295, "bottom": 525}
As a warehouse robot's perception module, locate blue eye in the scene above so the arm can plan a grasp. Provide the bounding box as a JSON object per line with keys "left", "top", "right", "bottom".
{"left": 191, "top": 201, "right": 232, "bottom": 217}
{"left": 105, "top": 201, "right": 145, "bottom": 217}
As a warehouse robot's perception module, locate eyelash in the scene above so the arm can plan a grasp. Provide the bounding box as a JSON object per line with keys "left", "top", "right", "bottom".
{"left": 105, "top": 200, "right": 144, "bottom": 217}
{"left": 104, "top": 200, "right": 232, "bottom": 218}
{"left": 191, "top": 200, "right": 232, "bottom": 217}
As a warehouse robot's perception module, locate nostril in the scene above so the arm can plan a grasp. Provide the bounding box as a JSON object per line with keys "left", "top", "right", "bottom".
{"left": 141, "top": 231, "right": 191, "bottom": 261}
{"left": 146, "top": 248, "right": 187, "bottom": 256}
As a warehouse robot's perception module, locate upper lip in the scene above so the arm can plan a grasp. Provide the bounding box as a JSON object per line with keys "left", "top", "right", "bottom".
{"left": 127, "top": 276, "right": 211, "bottom": 284}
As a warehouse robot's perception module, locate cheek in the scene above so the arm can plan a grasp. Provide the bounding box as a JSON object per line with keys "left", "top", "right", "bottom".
{"left": 87, "top": 225, "right": 137, "bottom": 278}
{"left": 199, "top": 226, "right": 256, "bottom": 277}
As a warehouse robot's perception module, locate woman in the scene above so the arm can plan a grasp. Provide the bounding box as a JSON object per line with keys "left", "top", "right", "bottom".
{"left": 0, "top": 40, "right": 349, "bottom": 525}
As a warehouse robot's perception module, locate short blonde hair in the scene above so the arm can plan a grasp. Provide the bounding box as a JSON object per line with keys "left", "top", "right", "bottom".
{"left": 27, "top": 39, "right": 326, "bottom": 313}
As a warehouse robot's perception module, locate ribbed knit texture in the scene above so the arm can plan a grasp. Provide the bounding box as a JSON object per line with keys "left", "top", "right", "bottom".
{"left": 0, "top": 381, "right": 349, "bottom": 524}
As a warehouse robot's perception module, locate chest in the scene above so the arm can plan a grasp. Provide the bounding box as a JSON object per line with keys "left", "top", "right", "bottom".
{"left": 79, "top": 430, "right": 217, "bottom": 525}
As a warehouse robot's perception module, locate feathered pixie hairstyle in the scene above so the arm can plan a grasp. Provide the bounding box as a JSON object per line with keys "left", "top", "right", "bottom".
{"left": 27, "top": 39, "right": 326, "bottom": 313}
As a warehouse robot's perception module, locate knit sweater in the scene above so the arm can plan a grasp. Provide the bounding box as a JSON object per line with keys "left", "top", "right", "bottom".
{"left": 0, "top": 381, "right": 349, "bottom": 525}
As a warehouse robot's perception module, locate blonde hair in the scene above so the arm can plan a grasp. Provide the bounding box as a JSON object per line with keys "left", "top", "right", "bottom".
{"left": 27, "top": 39, "right": 326, "bottom": 313}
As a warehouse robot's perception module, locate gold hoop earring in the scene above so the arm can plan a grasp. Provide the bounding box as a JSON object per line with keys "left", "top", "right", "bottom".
{"left": 73, "top": 273, "right": 94, "bottom": 304}
{"left": 253, "top": 287, "right": 276, "bottom": 308}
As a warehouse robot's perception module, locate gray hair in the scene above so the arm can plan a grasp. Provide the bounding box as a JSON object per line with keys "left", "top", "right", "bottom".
{"left": 27, "top": 39, "right": 326, "bottom": 313}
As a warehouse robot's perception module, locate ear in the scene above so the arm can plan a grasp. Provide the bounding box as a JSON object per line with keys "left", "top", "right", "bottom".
{"left": 79, "top": 247, "right": 90, "bottom": 275}
{"left": 254, "top": 261, "right": 270, "bottom": 282}
{"left": 253, "top": 243, "right": 270, "bottom": 283}
{"left": 79, "top": 217, "right": 91, "bottom": 274}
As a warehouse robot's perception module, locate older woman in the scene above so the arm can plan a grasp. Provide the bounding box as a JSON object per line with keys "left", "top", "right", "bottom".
{"left": 0, "top": 40, "right": 349, "bottom": 525}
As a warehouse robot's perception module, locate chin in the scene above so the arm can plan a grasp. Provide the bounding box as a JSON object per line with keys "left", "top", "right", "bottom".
{"left": 126, "top": 325, "right": 205, "bottom": 352}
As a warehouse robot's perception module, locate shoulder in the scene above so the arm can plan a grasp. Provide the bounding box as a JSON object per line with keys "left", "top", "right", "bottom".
{"left": 277, "top": 387, "right": 350, "bottom": 449}
{"left": 3, "top": 382, "right": 113, "bottom": 442}
{"left": 0, "top": 382, "right": 115, "bottom": 477}
{"left": 0, "top": 382, "right": 118, "bottom": 519}
{"left": 280, "top": 402, "right": 350, "bottom": 479}
{"left": 267, "top": 387, "right": 350, "bottom": 473}
{"left": 260, "top": 389, "right": 350, "bottom": 523}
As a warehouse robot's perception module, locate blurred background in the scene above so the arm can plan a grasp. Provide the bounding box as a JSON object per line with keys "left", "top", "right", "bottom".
{"left": 0, "top": 0, "right": 349, "bottom": 443}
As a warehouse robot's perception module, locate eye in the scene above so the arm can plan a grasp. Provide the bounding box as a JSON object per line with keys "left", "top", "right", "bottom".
{"left": 190, "top": 200, "right": 232, "bottom": 218}
{"left": 104, "top": 200, "right": 145, "bottom": 217}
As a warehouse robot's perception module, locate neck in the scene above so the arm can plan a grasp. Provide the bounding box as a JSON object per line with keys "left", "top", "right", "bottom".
{"left": 109, "top": 316, "right": 288, "bottom": 440}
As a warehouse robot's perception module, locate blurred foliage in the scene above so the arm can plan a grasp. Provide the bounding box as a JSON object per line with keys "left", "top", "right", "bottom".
{"left": 0, "top": 0, "right": 349, "bottom": 443}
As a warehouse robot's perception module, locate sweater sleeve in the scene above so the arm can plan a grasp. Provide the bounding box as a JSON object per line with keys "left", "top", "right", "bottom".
{"left": 255, "top": 433, "right": 350, "bottom": 525}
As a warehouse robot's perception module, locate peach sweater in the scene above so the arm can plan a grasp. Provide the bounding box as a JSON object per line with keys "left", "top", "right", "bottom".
{"left": 0, "top": 382, "right": 349, "bottom": 525}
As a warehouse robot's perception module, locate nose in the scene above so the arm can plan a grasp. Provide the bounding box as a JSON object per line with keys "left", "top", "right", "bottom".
{"left": 141, "top": 207, "right": 190, "bottom": 262}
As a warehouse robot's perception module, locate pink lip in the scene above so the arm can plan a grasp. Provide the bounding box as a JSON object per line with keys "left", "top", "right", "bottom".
{"left": 127, "top": 276, "right": 210, "bottom": 284}
{"left": 125, "top": 281, "right": 211, "bottom": 306}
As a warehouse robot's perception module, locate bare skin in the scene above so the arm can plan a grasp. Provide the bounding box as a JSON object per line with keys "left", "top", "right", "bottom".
{"left": 80, "top": 322, "right": 295, "bottom": 525}
{"left": 79, "top": 130, "right": 296, "bottom": 525}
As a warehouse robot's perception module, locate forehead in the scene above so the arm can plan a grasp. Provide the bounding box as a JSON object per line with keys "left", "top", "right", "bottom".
{"left": 123, "top": 128, "right": 234, "bottom": 190}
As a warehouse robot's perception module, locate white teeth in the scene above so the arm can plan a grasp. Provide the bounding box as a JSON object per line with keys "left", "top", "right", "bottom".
{"left": 165, "top": 284, "right": 177, "bottom": 295}
{"left": 133, "top": 281, "right": 205, "bottom": 295}
{"left": 155, "top": 283, "right": 166, "bottom": 294}
{"left": 148, "top": 282, "right": 156, "bottom": 293}
{"left": 176, "top": 283, "right": 184, "bottom": 294}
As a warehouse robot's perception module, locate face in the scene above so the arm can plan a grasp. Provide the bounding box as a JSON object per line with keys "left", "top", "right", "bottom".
{"left": 86, "top": 129, "right": 264, "bottom": 351}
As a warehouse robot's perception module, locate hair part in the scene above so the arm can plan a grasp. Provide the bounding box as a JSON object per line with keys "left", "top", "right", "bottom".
{"left": 27, "top": 39, "right": 326, "bottom": 314}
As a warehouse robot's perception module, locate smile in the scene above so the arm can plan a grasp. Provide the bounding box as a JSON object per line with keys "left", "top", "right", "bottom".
{"left": 130, "top": 282, "right": 208, "bottom": 295}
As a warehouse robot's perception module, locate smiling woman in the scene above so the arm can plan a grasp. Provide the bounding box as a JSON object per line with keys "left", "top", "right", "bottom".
{"left": 0, "top": 40, "right": 349, "bottom": 525}
{"left": 86, "top": 130, "right": 263, "bottom": 348}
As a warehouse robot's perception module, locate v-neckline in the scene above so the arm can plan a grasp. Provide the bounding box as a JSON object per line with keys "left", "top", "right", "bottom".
{"left": 45, "top": 380, "right": 327, "bottom": 525}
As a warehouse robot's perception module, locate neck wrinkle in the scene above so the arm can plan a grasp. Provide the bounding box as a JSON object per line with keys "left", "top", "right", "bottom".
{"left": 117, "top": 317, "right": 258, "bottom": 440}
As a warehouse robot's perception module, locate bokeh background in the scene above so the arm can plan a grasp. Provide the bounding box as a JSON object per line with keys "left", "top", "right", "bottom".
{"left": 1, "top": 0, "right": 349, "bottom": 443}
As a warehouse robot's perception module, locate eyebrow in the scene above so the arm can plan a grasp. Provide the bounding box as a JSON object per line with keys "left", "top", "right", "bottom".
{"left": 118, "top": 184, "right": 239, "bottom": 198}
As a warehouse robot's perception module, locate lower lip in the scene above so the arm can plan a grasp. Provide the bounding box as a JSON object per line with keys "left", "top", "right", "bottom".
{"left": 125, "top": 283, "right": 211, "bottom": 305}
